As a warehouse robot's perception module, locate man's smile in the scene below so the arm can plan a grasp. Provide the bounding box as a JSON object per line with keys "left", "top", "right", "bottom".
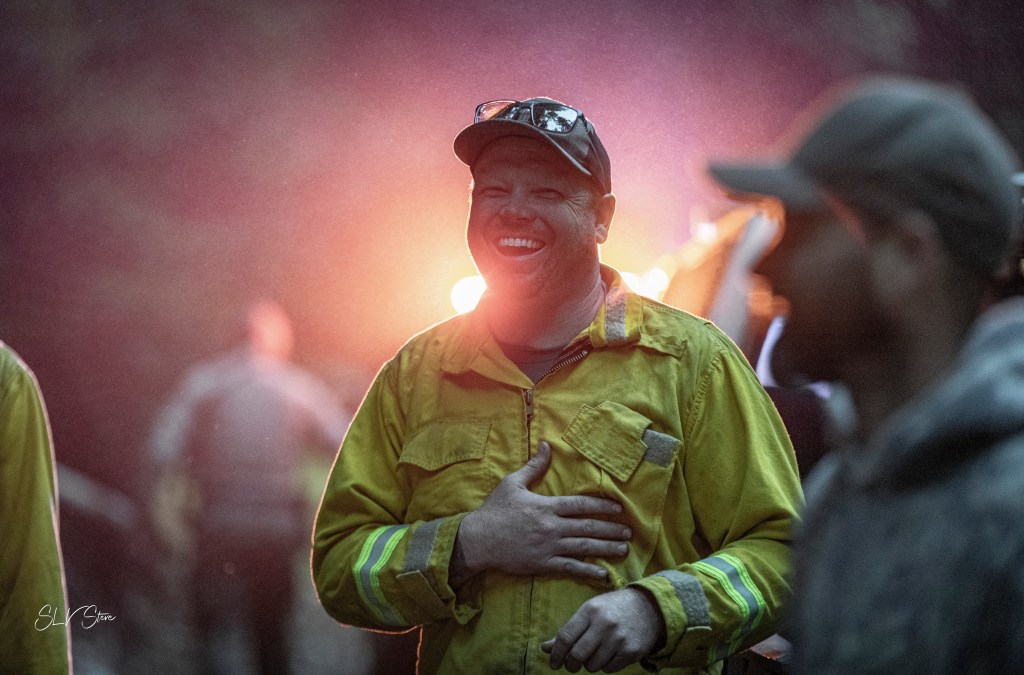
{"left": 495, "top": 236, "right": 546, "bottom": 258}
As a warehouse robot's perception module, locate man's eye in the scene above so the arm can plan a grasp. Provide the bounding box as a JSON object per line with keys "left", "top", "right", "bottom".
{"left": 535, "top": 189, "right": 563, "bottom": 200}
{"left": 476, "top": 187, "right": 507, "bottom": 198}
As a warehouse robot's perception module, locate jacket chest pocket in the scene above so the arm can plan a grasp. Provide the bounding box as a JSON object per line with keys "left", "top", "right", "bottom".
{"left": 561, "top": 401, "right": 680, "bottom": 576}
{"left": 396, "top": 418, "right": 491, "bottom": 522}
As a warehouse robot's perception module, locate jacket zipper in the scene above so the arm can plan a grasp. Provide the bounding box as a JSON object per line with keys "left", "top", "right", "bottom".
{"left": 548, "top": 338, "right": 591, "bottom": 374}
{"left": 522, "top": 386, "right": 535, "bottom": 675}
{"left": 523, "top": 388, "right": 534, "bottom": 459}
{"left": 521, "top": 338, "right": 592, "bottom": 460}
{"left": 519, "top": 340, "right": 592, "bottom": 673}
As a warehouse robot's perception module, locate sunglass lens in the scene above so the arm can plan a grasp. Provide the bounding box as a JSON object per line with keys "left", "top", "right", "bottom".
{"left": 531, "top": 103, "right": 578, "bottom": 133}
{"left": 476, "top": 100, "right": 518, "bottom": 123}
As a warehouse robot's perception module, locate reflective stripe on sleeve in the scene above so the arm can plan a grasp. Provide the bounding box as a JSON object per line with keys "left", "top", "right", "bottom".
{"left": 354, "top": 525, "right": 410, "bottom": 626}
{"left": 693, "top": 553, "right": 766, "bottom": 662}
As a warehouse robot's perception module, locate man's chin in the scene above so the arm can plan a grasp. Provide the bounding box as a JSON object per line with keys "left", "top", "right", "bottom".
{"left": 481, "top": 272, "right": 540, "bottom": 300}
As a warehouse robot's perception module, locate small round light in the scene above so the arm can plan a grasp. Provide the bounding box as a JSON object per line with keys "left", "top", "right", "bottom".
{"left": 450, "top": 275, "right": 487, "bottom": 313}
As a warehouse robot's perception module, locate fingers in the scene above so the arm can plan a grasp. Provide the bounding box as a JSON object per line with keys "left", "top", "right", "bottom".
{"left": 563, "top": 629, "right": 604, "bottom": 673}
{"left": 559, "top": 538, "right": 628, "bottom": 561}
{"left": 546, "top": 613, "right": 590, "bottom": 671}
{"left": 479, "top": 439, "right": 634, "bottom": 581}
{"left": 585, "top": 640, "right": 622, "bottom": 673}
{"left": 562, "top": 518, "right": 631, "bottom": 542}
{"left": 552, "top": 494, "right": 623, "bottom": 517}
{"left": 508, "top": 439, "right": 552, "bottom": 488}
{"left": 545, "top": 556, "right": 611, "bottom": 581}
{"left": 545, "top": 592, "right": 658, "bottom": 673}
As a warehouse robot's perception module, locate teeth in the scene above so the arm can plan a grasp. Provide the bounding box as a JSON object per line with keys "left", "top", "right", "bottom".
{"left": 498, "top": 237, "right": 542, "bottom": 249}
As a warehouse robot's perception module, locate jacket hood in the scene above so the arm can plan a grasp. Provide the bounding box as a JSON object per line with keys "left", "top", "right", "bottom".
{"left": 862, "top": 297, "right": 1024, "bottom": 488}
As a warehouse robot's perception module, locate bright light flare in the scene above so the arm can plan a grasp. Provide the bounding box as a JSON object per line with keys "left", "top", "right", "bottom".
{"left": 622, "top": 267, "right": 671, "bottom": 300}
{"left": 642, "top": 267, "right": 670, "bottom": 295}
{"left": 451, "top": 267, "right": 668, "bottom": 313}
{"left": 692, "top": 220, "right": 719, "bottom": 244}
{"left": 621, "top": 272, "right": 642, "bottom": 294}
{"left": 450, "top": 275, "right": 486, "bottom": 313}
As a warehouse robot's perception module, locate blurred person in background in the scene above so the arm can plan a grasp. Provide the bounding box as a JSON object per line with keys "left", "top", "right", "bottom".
{"left": 148, "top": 299, "right": 351, "bottom": 674}
{"left": 0, "top": 341, "right": 71, "bottom": 674}
{"left": 312, "top": 97, "right": 803, "bottom": 674}
{"left": 710, "top": 76, "right": 1024, "bottom": 674}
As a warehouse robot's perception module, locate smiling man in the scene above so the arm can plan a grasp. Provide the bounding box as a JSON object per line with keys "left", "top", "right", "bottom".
{"left": 313, "top": 98, "right": 803, "bottom": 674}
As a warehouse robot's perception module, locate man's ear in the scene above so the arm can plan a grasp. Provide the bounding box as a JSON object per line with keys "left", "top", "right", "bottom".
{"left": 594, "top": 193, "right": 616, "bottom": 244}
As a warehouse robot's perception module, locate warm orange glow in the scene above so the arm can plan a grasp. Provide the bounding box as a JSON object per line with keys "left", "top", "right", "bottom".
{"left": 621, "top": 267, "right": 671, "bottom": 300}
{"left": 450, "top": 275, "right": 487, "bottom": 313}
{"left": 620, "top": 271, "right": 642, "bottom": 294}
{"left": 451, "top": 268, "right": 672, "bottom": 312}
{"left": 642, "top": 267, "right": 671, "bottom": 296}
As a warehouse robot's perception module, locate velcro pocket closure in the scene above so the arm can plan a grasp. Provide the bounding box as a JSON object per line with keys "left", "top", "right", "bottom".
{"left": 397, "top": 418, "right": 490, "bottom": 471}
{"left": 641, "top": 429, "right": 679, "bottom": 467}
{"left": 561, "top": 401, "right": 651, "bottom": 482}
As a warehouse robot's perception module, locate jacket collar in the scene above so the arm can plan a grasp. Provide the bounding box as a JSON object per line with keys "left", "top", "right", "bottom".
{"left": 588, "top": 266, "right": 643, "bottom": 349}
{"left": 441, "top": 265, "right": 644, "bottom": 380}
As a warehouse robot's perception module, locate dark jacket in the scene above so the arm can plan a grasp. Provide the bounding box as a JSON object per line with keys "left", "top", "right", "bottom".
{"left": 790, "top": 297, "right": 1024, "bottom": 674}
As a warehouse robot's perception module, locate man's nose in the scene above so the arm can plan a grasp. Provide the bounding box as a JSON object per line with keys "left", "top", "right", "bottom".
{"left": 498, "top": 192, "right": 536, "bottom": 222}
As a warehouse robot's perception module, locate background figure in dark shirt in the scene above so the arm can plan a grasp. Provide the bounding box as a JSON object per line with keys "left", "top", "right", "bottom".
{"left": 149, "top": 300, "right": 350, "bottom": 674}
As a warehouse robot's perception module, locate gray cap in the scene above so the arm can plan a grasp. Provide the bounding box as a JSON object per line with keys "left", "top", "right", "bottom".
{"left": 454, "top": 97, "right": 612, "bottom": 195}
{"left": 709, "top": 77, "right": 1023, "bottom": 277}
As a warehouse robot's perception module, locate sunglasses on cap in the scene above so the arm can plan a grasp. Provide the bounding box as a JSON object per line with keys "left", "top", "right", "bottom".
{"left": 473, "top": 99, "right": 582, "bottom": 134}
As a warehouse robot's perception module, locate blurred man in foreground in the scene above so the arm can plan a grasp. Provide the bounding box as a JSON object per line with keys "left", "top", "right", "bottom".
{"left": 0, "top": 341, "right": 71, "bottom": 674}
{"left": 710, "top": 76, "right": 1024, "bottom": 674}
{"left": 313, "top": 97, "right": 803, "bottom": 674}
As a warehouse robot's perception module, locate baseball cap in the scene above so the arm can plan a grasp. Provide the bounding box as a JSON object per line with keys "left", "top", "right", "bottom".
{"left": 709, "top": 77, "right": 1023, "bottom": 278}
{"left": 454, "top": 97, "right": 612, "bottom": 195}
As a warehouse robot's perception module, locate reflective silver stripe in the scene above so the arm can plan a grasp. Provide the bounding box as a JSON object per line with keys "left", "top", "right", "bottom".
{"left": 402, "top": 518, "right": 443, "bottom": 574}
{"left": 694, "top": 554, "right": 766, "bottom": 659}
{"left": 354, "top": 525, "right": 410, "bottom": 626}
{"left": 604, "top": 286, "right": 628, "bottom": 345}
{"left": 642, "top": 428, "right": 678, "bottom": 467}
{"left": 654, "top": 570, "right": 711, "bottom": 630}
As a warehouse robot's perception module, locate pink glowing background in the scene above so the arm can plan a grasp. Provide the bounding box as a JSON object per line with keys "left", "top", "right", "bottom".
{"left": 3, "top": 0, "right": 1020, "bottom": 497}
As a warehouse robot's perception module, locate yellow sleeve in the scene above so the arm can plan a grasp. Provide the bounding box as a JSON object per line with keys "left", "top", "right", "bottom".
{"left": 311, "top": 361, "right": 481, "bottom": 631}
{"left": 632, "top": 333, "right": 804, "bottom": 670}
{"left": 0, "top": 346, "right": 71, "bottom": 674}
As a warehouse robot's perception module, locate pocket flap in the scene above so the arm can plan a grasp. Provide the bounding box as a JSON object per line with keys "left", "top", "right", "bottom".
{"left": 562, "top": 402, "right": 652, "bottom": 482}
{"left": 398, "top": 418, "right": 490, "bottom": 472}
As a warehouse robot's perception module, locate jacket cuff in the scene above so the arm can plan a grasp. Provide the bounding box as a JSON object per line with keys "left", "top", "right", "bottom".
{"left": 395, "top": 513, "right": 481, "bottom": 625}
{"left": 629, "top": 570, "right": 712, "bottom": 663}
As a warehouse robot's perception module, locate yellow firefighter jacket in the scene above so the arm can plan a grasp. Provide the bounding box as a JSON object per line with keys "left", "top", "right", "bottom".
{"left": 313, "top": 267, "right": 803, "bottom": 674}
